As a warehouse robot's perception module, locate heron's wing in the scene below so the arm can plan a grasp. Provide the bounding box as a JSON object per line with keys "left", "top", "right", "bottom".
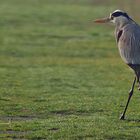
{"left": 118, "top": 24, "right": 140, "bottom": 64}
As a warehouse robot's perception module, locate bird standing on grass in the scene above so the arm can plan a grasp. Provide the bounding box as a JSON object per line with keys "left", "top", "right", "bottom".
{"left": 95, "top": 10, "right": 140, "bottom": 120}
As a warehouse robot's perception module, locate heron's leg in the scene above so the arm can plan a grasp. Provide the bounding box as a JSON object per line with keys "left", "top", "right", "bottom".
{"left": 120, "top": 76, "right": 136, "bottom": 120}
{"left": 136, "top": 72, "right": 140, "bottom": 90}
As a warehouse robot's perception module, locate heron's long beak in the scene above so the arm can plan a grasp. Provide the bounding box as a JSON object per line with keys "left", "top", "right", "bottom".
{"left": 94, "top": 17, "right": 110, "bottom": 23}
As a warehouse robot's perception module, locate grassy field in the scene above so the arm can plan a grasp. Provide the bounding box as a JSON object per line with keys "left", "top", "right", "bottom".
{"left": 0, "top": 0, "right": 140, "bottom": 139}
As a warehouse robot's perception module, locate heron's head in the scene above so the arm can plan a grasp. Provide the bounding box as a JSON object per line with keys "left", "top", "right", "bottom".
{"left": 95, "top": 10, "right": 133, "bottom": 27}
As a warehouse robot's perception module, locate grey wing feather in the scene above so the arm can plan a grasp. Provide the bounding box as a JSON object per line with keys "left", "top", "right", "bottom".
{"left": 118, "top": 23, "right": 140, "bottom": 64}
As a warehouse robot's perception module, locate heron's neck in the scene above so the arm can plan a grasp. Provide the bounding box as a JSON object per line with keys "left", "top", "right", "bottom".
{"left": 115, "top": 19, "right": 134, "bottom": 29}
{"left": 116, "top": 22, "right": 128, "bottom": 29}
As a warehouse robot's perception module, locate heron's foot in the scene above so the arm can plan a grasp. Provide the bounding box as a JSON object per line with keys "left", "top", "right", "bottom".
{"left": 120, "top": 114, "right": 125, "bottom": 120}
{"left": 138, "top": 84, "right": 140, "bottom": 90}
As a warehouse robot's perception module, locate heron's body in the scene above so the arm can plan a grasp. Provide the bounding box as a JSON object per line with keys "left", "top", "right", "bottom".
{"left": 116, "top": 20, "right": 140, "bottom": 84}
{"left": 116, "top": 23, "right": 140, "bottom": 65}
{"left": 95, "top": 10, "right": 140, "bottom": 120}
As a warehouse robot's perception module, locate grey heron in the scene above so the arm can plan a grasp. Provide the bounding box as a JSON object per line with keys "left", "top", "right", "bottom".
{"left": 95, "top": 10, "right": 140, "bottom": 120}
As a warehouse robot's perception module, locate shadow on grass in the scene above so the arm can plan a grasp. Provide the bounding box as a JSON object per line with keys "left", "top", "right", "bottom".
{"left": 0, "top": 115, "right": 37, "bottom": 121}
{"left": 50, "top": 109, "right": 107, "bottom": 116}
{"left": 126, "top": 119, "right": 140, "bottom": 123}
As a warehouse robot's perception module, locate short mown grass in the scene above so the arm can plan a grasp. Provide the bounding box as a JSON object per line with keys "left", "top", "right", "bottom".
{"left": 0, "top": 0, "right": 140, "bottom": 139}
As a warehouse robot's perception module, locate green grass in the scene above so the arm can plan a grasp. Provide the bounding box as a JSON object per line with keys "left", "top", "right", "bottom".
{"left": 0, "top": 0, "right": 140, "bottom": 139}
